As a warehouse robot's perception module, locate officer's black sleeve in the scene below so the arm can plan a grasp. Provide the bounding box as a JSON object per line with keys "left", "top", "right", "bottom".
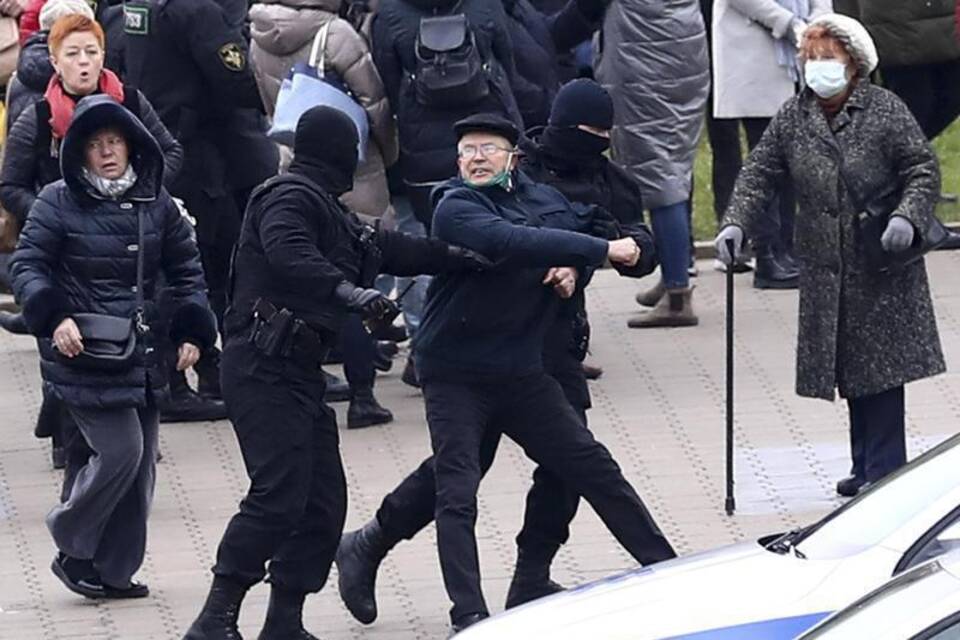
{"left": 583, "top": 204, "right": 657, "bottom": 278}
{"left": 136, "top": 91, "right": 184, "bottom": 186}
{"left": 548, "top": 0, "right": 601, "bottom": 53}
{"left": 182, "top": 0, "right": 264, "bottom": 111}
{"left": 258, "top": 191, "right": 347, "bottom": 299}
{"left": 376, "top": 230, "right": 460, "bottom": 277}
{"left": 0, "top": 106, "right": 41, "bottom": 224}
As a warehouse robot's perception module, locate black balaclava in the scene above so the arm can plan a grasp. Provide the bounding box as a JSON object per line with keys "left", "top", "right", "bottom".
{"left": 541, "top": 78, "right": 614, "bottom": 165}
{"left": 289, "top": 106, "right": 359, "bottom": 197}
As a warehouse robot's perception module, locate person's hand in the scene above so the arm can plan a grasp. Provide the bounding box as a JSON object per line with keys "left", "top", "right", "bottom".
{"left": 334, "top": 282, "right": 398, "bottom": 320}
{"left": 543, "top": 267, "right": 578, "bottom": 299}
{"left": 607, "top": 237, "right": 641, "bottom": 267}
{"left": 714, "top": 225, "right": 745, "bottom": 265}
{"left": 53, "top": 318, "right": 83, "bottom": 357}
{"left": 789, "top": 18, "right": 808, "bottom": 47}
{"left": 881, "top": 216, "right": 915, "bottom": 253}
{"left": 0, "top": 0, "right": 26, "bottom": 18}
{"left": 448, "top": 245, "right": 495, "bottom": 271}
{"left": 177, "top": 342, "right": 201, "bottom": 372}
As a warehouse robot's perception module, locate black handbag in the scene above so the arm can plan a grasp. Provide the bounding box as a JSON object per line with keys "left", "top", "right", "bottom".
{"left": 52, "top": 207, "right": 147, "bottom": 372}
{"left": 837, "top": 159, "right": 949, "bottom": 273}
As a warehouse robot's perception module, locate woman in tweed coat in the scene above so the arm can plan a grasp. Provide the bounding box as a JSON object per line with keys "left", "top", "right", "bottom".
{"left": 716, "top": 14, "right": 946, "bottom": 497}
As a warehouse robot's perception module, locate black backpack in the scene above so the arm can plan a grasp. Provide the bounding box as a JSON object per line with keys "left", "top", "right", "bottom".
{"left": 412, "top": 4, "right": 490, "bottom": 108}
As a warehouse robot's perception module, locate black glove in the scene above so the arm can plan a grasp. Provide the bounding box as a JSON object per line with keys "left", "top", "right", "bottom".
{"left": 447, "top": 245, "right": 495, "bottom": 271}
{"left": 590, "top": 210, "right": 621, "bottom": 240}
{"left": 334, "top": 282, "right": 398, "bottom": 321}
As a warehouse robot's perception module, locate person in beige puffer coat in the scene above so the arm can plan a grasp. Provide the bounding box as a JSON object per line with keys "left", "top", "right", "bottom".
{"left": 249, "top": 0, "right": 399, "bottom": 223}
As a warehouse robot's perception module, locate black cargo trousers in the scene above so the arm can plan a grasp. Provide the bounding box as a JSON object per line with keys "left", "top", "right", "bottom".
{"left": 212, "top": 339, "right": 346, "bottom": 593}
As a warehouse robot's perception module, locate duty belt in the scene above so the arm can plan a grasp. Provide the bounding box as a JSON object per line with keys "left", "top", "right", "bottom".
{"left": 250, "top": 299, "right": 331, "bottom": 370}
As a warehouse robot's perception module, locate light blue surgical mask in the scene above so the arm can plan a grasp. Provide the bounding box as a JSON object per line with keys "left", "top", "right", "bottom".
{"left": 804, "top": 59, "right": 849, "bottom": 99}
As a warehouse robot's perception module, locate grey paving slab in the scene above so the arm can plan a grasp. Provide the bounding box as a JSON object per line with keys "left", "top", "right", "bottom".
{"left": 1, "top": 250, "right": 959, "bottom": 639}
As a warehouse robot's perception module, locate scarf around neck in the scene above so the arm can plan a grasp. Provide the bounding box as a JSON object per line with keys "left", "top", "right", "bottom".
{"left": 82, "top": 164, "right": 138, "bottom": 199}
{"left": 45, "top": 69, "right": 125, "bottom": 140}
{"left": 775, "top": 0, "right": 811, "bottom": 83}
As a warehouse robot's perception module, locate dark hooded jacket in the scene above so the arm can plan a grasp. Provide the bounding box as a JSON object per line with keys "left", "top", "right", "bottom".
{"left": 371, "top": 0, "right": 522, "bottom": 184}
{"left": 4, "top": 31, "right": 53, "bottom": 133}
{"left": 0, "top": 85, "right": 184, "bottom": 225}
{"left": 10, "top": 96, "right": 216, "bottom": 409}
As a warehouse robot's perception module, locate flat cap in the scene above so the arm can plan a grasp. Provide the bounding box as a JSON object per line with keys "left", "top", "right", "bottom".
{"left": 453, "top": 113, "right": 520, "bottom": 147}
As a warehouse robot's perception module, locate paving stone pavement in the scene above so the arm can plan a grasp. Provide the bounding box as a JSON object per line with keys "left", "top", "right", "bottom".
{"left": 1, "top": 251, "right": 959, "bottom": 640}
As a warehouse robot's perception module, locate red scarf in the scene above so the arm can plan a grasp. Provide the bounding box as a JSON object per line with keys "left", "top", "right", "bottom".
{"left": 44, "top": 70, "right": 125, "bottom": 140}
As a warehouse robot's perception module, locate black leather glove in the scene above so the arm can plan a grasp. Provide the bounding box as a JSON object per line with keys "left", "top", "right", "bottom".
{"left": 447, "top": 245, "right": 495, "bottom": 271}
{"left": 590, "top": 210, "right": 621, "bottom": 240}
{"left": 334, "top": 282, "right": 398, "bottom": 321}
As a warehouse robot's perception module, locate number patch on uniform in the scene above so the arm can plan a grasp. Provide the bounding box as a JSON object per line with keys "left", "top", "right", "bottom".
{"left": 218, "top": 43, "right": 247, "bottom": 72}
{"left": 123, "top": 5, "right": 149, "bottom": 35}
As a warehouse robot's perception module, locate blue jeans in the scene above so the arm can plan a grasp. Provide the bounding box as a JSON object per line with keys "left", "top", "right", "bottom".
{"left": 393, "top": 196, "right": 430, "bottom": 340}
{"left": 650, "top": 201, "right": 691, "bottom": 289}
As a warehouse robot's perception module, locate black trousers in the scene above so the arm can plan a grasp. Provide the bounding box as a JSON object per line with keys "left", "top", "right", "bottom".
{"left": 847, "top": 385, "right": 907, "bottom": 484}
{"left": 422, "top": 373, "right": 675, "bottom": 621}
{"left": 883, "top": 60, "right": 960, "bottom": 141}
{"left": 375, "top": 363, "right": 588, "bottom": 556}
{"left": 339, "top": 314, "right": 376, "bottom": 390}
{"left": 213, "top": 340, "right": 347, "bottom": 593}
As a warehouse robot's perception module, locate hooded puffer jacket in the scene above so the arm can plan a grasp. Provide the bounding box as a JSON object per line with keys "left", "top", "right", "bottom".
{"left": 372, "top": 0, "right": 522, "bottom": 185}
{"left": 10, "top": 96, "right": 216, "bottom": 409}
{"left": 250, "top": 0, "right": 398, "bottom": 219}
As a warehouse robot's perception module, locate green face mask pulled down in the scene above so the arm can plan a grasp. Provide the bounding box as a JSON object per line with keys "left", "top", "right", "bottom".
{"left": 464, "top": 154, "right": 514, "bottom": 191}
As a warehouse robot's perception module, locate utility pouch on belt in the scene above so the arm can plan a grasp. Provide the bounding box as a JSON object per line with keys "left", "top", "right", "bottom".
{"left": 250, "top": 299, "right": 295, "bottom": 357}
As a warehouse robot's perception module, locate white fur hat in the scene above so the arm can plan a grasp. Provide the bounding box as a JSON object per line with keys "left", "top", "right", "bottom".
{"left": 40, "top": 0, "right": 95, "bottom": 31}
{"left": 808, "top": 13, "right": 879, "bottom": 77}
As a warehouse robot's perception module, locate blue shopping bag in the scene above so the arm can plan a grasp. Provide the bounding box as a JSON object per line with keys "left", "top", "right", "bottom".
{"left": 268, "top": 22, "right": 369, "bottom": 162}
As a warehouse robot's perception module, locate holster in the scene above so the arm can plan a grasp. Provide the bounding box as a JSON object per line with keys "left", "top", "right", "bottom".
{"left": 248, "top": 299, "right": 331, "bottom": 370}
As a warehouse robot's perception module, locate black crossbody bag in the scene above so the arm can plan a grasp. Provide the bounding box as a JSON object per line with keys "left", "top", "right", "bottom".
{"left": 837, "top": 159, "right": 949, "bottom": 273}
{"left": 53, "top": 207, "right": 147, "bottom": 372}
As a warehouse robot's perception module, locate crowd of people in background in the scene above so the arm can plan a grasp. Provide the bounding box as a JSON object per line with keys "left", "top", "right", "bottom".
{"left": 0, "top": 0, "right": 958, "bottom": 637}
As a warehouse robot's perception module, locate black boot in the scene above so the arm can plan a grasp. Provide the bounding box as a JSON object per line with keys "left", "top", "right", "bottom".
{"left": 449, "top": 613, "right": 489, "bottom": 637}
{"left": 160, "top": 370, "right": 228, "bottom": 423}
{"left": 836, "top": 475, "right": 867, "bottom": 497}
{"left": 195, "top": 347, "right": 223, "bottom": 400}
{"left": 257, "top": 587, "right": 318, "bottom": 640}
{"left": 0, "top": 310, "right": 28, "bottom": 334}
{"left": 347, "top": 387, "right": 393, "bottom": 429}
{"left": 504, "top": 547, "right": 565, "bottom": 610}
{"left": 374, "top": 341, "right": 396, "bottom": 373}
{"left": 753, "top": 247, "right": 798, "bottom": 290}
{"left": 371, "top": 322, "right": 407, "bottom": 343}
{"left": 183, "top": 576, "right": 248, "bottom": 640}
{"left": 401, "top": 356, "right": 420, "bottom": 389}
{"left": 322, "top": 370, "right": 351, "bottom": 403}
{"left": 335, "top": 518, "right": 396, "bottom": 624}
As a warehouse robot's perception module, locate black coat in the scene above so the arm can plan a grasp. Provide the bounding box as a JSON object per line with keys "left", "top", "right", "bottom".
{"left": 371, "top": 0, "right": 522, "bottom": 184}
{"left": 226, "top": 171, "right": 477, "bottom": 341}
{"left": 10, "top": 97, "right": 216, "bottom": 409}
{"left": 504, "top": 0, "right": 559, "bottom": 128}
{"left": 0, "top": 88, "right": 184, "bottom": 224}
{"left": 4, "top": 31, "right": 51, "bottom": 134}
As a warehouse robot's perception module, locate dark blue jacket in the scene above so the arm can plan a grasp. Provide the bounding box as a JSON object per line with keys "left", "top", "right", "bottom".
{"left": 10, "top": 96, "right": 216, "bottom": 409}
{"left": 415, "top": 171, "right": 608, "bottom": 382}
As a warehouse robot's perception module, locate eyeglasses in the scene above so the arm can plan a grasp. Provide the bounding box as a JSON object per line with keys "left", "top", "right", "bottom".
{"left": 457, "top": 143, "right": 515, "bottom": 160}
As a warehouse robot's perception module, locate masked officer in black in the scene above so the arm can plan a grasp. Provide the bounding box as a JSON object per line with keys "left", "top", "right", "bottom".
{"left": 183, "top": 106, "right": 492, "bottom": 640}
{"left": 122, "top": 0, "right": 267, "bottom": 419}
{"left": 338, "top": 113, "right": 675, "bottom": 636}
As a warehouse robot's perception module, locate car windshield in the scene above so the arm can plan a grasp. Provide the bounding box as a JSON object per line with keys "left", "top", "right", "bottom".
{"left": 794, "top": 434, "right": 960, "bottom": 558}
{"left": 800, "top": 560, "right": 954, "bottom": 638}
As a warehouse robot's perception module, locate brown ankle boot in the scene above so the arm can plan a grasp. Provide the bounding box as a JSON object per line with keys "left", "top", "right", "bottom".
{"left": 634, "top": 280, "right": 666, "bottom": 308}
{"left": 627, "top": 286, "right": 699, "bottom": 328}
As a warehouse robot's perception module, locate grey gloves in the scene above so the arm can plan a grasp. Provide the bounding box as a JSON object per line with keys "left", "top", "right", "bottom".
{"left": 714, "top": 225, "right": 745, "bottom": 265}
{"left": 334, "top": 281, "right": 399, "bottom": 321}
{"left": 881, "top": 216, "right": 915, "bottom": 253}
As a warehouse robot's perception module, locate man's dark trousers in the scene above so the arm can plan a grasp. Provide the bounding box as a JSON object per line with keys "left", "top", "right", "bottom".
{"left": 424, "top": 373, "right": 675, "bottom": 621}
{"left": 212, "top": 340, "right": 347, "bottom": 593}
{"left": 847, "top": 385, "right": 906, "bottom": 485}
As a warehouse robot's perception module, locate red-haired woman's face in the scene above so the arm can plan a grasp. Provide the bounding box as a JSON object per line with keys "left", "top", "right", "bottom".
{"left": 50, "top": 31, "right": 104, "bottom": 96}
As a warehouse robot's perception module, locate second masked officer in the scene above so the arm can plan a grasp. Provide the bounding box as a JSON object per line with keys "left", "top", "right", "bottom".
{"left": 183, "top": 106, "right": 491, "bottom": 640}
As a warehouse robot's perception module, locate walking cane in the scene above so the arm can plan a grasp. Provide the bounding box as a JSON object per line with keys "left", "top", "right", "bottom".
{"left": 725, "top": 239, "right": 736, "bottom": 516}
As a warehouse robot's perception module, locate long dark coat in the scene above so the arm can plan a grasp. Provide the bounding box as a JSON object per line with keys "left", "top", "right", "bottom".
{"left": 723, "top": 81, "right": 946, "bottom": 400}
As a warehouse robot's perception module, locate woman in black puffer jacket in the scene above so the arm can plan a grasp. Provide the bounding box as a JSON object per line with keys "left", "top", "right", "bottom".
{"left": 10, "top": 95, "right": 216, "bottom": 600}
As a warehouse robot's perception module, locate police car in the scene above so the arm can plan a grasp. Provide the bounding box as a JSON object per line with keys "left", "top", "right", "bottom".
{"left": 797, "top": 549, "right": 960, "bottom": 639}
{"left": 457, "top": 434, "right": 960, "bottom": 640}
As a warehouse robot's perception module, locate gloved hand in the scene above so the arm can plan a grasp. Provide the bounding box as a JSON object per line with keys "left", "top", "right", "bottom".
{"left": 881, "top": 216, "right": 915, "bottom": 253}
{"left": 447, "top": 245, "right": 495, "bottom": 271}
{"left": 334, "top": 282, "right": 398, "bottom": 321}
{"left": 590, "top": 211, "right": 621, "bottom": 240}
{"left": 714, "top": 225, "right": 745, "bottom": 265}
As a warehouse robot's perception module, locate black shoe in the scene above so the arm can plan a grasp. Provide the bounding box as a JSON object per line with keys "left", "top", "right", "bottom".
{"left": 504, "top": 547, "right": 564, "bottom": 609}
{"left": 449, "top": 613, "right": 489, "bottom": 637}
{"left": 347, "top": 388, "right": 393, "bottom": 429}
{"left": 52, "top": 554, "right": 148, "bottom": 599}
{"left": 195, "top": 347, "right": 223, "bottom": 400}
{"left": 257, "top": 587, "right": 318, "bottom": 640}
{"left": 753, "top": 249, "right": 798, "bottom": 290}
{"left": 52, "top": 445, "right": 66, "bottom": 470}
{"left": 401, "top": 356, "right": 420, "bottom": 389}
{"left": 159, "top": 388, "right": 228, "bottom": 423}
{"left": 505, "top": 577, "right": 565, "bottom": 609}
{"left": 371, "top": 322, "right": 408, "bottom": 343}
{"left": 857, "top": 481, "right": 873, "bottom": 495}
{"left": 836, "top": 475, "right": 866, "bottom": 497}
{"left": 374, "top": 341, "right": 396, "bottom": 373}
{"left": 184, "top": 576, "right": 248, "bottom": 640}
{"left": 335, "top": 518, "right": 395, "bottom": 624}
{"left": 323, "top": 371, "right": 351, "bottom": 403}
{"left": 0, "top": 310, "right": 28, "bottom": 334}
{"left": 581, "top": 363, "right": 603, "bottom": 380}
